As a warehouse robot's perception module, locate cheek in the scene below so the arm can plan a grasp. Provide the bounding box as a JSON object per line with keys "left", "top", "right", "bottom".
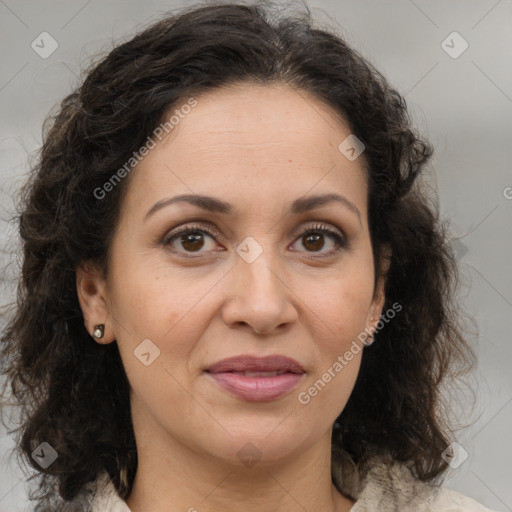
{"left": 109, "top": 256, "right": 220, "bottom": 377}
{"left": 109, "top": 251, "right": 193, "bottom": 332}
{"left": 307, "top": 262, "right": 373, "bottom": 409}
{"left": 308, "top": 266, "right": 374, "bottom": 348}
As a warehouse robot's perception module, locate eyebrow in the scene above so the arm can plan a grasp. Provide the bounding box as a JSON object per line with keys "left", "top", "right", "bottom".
{"left": 144, "top": 192, "right": 361, "bottom": 224}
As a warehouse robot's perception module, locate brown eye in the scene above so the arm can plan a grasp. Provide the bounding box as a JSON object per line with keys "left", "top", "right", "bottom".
{"left": 179, "top": 232, "right": 206, "bottom": 252}
{"left": 163, "top": 225, "right": 220, "bottom": 255}
{"left": 162, "top": 222, "right": 347, "bottom": 258}
{"left": 291, "top": 223, "right": 347, "bottom": 256}
{"left": 302, "top": 232, "right": 325, "bottom": 252}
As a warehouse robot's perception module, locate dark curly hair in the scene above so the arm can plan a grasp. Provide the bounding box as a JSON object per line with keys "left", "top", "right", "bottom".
{"left": 1, "top": 1, "right": 475, "bottom": 510}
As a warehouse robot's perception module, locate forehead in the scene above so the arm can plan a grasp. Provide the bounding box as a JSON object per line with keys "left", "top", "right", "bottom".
{"left": 122, "top": 82, "right": 368, "bottom": 220}
{"left": 164, "top": 82, "right": 356, "bottom": 162}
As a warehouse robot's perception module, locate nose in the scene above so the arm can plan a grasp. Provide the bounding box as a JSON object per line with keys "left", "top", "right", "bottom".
{"left": 221, "top": 246, "right": 298, "bottom": 336}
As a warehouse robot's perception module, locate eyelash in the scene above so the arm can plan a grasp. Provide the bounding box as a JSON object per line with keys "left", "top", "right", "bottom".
{"left": 161, "top": 222, "right": 348, "bottom": 258}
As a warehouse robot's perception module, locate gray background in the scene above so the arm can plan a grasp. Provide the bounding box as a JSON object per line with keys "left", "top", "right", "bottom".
{"left": 1, "top": 0, "right": 511, "bottom": 511}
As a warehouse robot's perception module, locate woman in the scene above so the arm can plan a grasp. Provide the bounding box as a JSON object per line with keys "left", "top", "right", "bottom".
{"left": 0, "top": 1, "right": 496, "bottom": 511}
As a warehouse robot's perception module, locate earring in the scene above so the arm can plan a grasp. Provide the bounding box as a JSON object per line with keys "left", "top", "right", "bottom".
{"left": 93, "top": 324, "right": 105, "bottom": 339}
{"left": 365, "top": 334, "right": 375, "bottom": 346}
{"left": 364, "top": 323, "right": 376, "bottom": 347}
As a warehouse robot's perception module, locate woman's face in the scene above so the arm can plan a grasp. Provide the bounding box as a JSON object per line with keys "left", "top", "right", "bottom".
{"left": 78, "top": 82, "right": 386, "bottom": 467}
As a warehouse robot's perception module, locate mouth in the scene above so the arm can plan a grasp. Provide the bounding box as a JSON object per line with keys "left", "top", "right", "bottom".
{"left": 220, "top": 370, "right": 295, "bottom": 377}
{"left": 205, "top": 355, "right": 306, "bottom": 401}
{"left": 205, "top": 354, "right": 305, "bottom": 374}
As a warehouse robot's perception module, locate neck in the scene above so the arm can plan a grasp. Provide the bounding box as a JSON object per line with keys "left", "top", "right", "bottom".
{"left": 124, "top": 416, "right": 354, "bottom": 512}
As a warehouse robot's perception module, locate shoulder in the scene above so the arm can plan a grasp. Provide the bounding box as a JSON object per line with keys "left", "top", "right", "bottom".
{"left": 339, "top": 456, "right": 497, "bottom": 512}
{"left": 424, "top": 487, "right": 497, "bottom": 512}
{"left": 61, "top": 471, "right": 131, "bottom": 512}
{"left": 89, "top": 471, "right": 132, "bottom": 512}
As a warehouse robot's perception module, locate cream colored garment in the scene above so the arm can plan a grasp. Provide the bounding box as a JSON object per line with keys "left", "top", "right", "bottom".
{"left": 67, "top": 459, "right": 496, "bottom": 512}
{"left": 339, "top": 459, "right": 497, "bottom": 512}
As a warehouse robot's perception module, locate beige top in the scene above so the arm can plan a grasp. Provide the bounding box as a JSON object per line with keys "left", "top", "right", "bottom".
{"left": 63, "top": 458, "right": 496, "bottom": 512}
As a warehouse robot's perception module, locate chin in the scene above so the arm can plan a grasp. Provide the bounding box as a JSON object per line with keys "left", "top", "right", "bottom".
{"left": 196, "top": 419, "right": 317, "bottom": 468}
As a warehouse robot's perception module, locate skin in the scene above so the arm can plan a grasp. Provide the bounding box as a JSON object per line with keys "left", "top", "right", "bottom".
{"left": 76, "top": 82, "right": 388, "bottom": 512}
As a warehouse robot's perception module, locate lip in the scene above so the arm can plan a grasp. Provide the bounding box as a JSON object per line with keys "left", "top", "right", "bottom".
{"left": 205, "top": 355, "right": 306, "bottom": 401}
{"left": 206, "top": 355, "right": 305, "bottom": 374}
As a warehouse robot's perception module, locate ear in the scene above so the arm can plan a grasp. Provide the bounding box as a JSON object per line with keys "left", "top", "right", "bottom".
{"left": 76, "top": 261, "right": 115, "bottom": 344}
{"left": 366, "top": 244, "right": 392, "bottom": 331}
